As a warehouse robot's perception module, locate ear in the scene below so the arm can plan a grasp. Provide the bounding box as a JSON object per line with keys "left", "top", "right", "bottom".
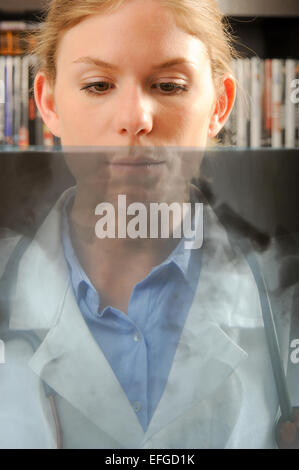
{"left": 34, "top": 72, "right": 61, "bottom": 138}
{"left": 208, "top": 74, "right": 236, "bottom": 138}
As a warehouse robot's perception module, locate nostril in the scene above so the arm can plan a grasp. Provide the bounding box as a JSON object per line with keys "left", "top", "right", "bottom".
{"left": 137, "top": 128, "right": 147, "bottom": 136}
{"left": 120, "top": 126, "right": 150, "bottom": 136}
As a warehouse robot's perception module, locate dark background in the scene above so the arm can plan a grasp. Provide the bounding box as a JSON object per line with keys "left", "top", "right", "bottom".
{"left": 0, "top": 5, "right": 298, "bottom": 243}
{"left": 0, "top": 149, "right": 298, "bottom": 241}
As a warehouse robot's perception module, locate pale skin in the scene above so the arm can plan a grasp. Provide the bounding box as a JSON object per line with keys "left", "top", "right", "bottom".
{"left": 35, "top": 0, "right": 236, "bottom": 314}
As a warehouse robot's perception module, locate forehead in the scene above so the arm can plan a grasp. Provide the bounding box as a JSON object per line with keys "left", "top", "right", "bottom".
{"left": 56, "top": 0, "right": 210, "bottom": 71}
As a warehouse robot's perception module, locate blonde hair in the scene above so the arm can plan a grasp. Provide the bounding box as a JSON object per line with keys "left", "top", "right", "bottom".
{"left": 27, "top": 0, "right": 238, "bottom": 146}
{"left": 28, "top": 0, "right": 237, "bottom": 92}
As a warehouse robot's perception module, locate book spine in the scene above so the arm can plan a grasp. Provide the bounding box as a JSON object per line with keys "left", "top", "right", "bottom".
{"left": 13, "top": 56, "right": 21, "bottom": 146}
{"left": 262, "top": 59, "right": 272, "bottom": 147}
{"left": 245, "top": 58, "right": 251, "bottom": 147}
{"left": 285, "top": 59, "right": 296, "bottom": 148}
{"left": 250, "top": 57, "right": 263, "bottom": 148}
{"left": 236, "top": 59, "right": 248, "bottom": 147}
{"left": 4, "top": 56, "right": 13, "bottom": 145}
{"left": 281, "top": 60, "right": 286, "bottom": 147}
{"left": 0, "top": 56, "right": 5, "bottom": 144}
{"left": 18, "top": 55, "right": 29, "bottom": 148}
{"left": 272, "top": 59, "right": 284, "bottom": 148}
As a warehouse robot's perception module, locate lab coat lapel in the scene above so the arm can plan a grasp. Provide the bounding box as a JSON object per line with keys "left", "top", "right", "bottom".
{"left": 9, "top": 190, "right": 73, "bottom": 330}
{"left": 9, "top": 187, "right": 144, "bottom": 448}
{"left": 145, "top": 205, "right": 259, "bottom": 440}
{"left": 28, "top": 284, "right": 145, "bottom": 448}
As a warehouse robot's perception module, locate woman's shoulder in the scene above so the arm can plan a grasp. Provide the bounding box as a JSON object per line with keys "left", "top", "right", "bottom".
{"left": 257, "top": 232, "right": 299, "bottom": 294}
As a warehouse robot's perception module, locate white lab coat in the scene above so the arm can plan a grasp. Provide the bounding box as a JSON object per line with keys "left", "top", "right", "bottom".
{"left": 0, "top": 187, "right": 293, "bottom": 449}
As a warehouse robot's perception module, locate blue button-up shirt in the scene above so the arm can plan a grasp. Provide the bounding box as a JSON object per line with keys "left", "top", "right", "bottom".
{"left": 61, "top": 190, "right": 202, "bottom": 432}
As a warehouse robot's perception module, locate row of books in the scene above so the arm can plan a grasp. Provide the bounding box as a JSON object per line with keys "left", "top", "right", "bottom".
{"left": 1, "top": 52, "right": 299, "bottom": 147}
{"left": 0, "top": 54, "right": 57, "bottom": 147}
{"left": 0, "top": 22, "right": 57, "bottom": 147}
{"left": 221, "top": 58, "right": 299, "bottom": 148}
{"left": 0, "top": 21, "right": 36, "bottom": 56}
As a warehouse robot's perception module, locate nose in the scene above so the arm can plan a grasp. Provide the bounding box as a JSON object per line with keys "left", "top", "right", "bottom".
{"left": 115, "top": 83, "right": 153, "bottom": 138}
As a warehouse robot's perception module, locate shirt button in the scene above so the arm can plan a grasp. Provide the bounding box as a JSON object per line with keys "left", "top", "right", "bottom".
{"left": 133, "top": 332, "right": 141, "bottom": 342}
{"left": 133, "top": 401, "right": 142, "bottom": 413}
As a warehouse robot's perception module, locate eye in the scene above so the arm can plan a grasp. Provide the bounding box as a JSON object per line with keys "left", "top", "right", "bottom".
{"left": 81, "top": 81, "right": 114, "bottom": 96}
{"left": 152, "top": 82, "right": 188, "bottom": 95}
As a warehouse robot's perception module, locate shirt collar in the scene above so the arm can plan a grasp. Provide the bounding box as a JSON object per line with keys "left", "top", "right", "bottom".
{"left": 157, "top": 188, "right": 203, "bottom": 286}
{"left": 61, "top": 188, "right": 97, "bottom": 305}
{"left": 154, "top": 233, "right": 201, "bottom": 289}
{"left": 61, "top": 187, "right": 202, "bottom": 303}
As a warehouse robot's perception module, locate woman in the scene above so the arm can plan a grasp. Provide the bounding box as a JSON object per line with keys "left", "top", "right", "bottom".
{"left": 0, "top": 0, "right": 297, "bottom": 449}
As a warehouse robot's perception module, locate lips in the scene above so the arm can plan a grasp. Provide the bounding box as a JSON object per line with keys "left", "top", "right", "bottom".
{"left": 109, "top": 152, "right": 165, "bottom": 165}
{"left": 104, "top": 155, "right": 166, "bottom": 174}
{"left": 108, "top": 146, "right": 166, "bottom": 165}
{"left": 109, "top": 159, "right": 165, "bottom": 166}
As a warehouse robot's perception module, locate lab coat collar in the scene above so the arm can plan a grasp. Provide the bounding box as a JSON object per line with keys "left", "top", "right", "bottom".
{"left": 10, "top": 187, "right": 262, "bottom": 330}
{"left": 9, "top": 187, "right": 76, "bottom": 331}
{"left": 9, "top": 188, "right": 260, "bottom": 447}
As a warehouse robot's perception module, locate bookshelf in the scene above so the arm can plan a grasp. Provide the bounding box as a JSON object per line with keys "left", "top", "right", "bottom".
{"left": 1, "top": 0, "right": 299, "bottom": 148}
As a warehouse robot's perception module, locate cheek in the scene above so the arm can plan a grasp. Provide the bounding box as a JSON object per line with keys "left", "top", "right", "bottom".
{"left": 155, "top": 103, "right": 193, "bottom": 140}
{"left": 161, "top": 100, "right": 212, "bottom": 144}
{"left": 55, "top": 82, "right": 109, "bottom": 143}
{"left": 58, "top": 99, "right": 109, "bottom": 144}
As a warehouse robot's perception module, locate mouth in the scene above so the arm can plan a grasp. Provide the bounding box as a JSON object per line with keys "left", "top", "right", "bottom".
{"left": 109, "top": 160, "right": 165, "bottom": 166}
{"left": 106, "top": 154, "right": 166, "bottom": 172}
{"left": 107, "top": 161, "right": 165, "bottom": 174}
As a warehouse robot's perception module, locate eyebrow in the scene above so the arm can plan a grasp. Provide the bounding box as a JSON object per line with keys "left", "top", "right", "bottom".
{"left": 72, "top": 56, "right": 193, "bottom": 71}
{"left": 72, "top": 57, "right": 120, "bottom": 71}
